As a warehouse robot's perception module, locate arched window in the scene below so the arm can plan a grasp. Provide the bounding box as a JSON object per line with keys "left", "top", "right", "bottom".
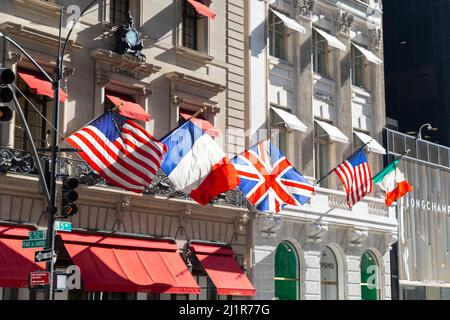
{"left": 275, "top": 242, "right": 299, "bottom": 300}
{"left": 360, "top": 250, "right": 379, "bottom": 300}
{"left": 320, "top": 247, "right": 338, "bottom": 300}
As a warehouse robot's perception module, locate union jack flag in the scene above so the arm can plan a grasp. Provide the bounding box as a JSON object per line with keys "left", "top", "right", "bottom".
{"left": 67, "top": 111, "right": 167, "bottom": 193}
{"left": 231, "top": 141, "right": 315, "bottom": 214}
{"left": 334, "top": 148, "right": 373, "bottom": 208}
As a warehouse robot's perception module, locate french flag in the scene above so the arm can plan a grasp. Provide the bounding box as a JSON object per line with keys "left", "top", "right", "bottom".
{"left": 161, "top": 120, "right": 240, "bottom": 205}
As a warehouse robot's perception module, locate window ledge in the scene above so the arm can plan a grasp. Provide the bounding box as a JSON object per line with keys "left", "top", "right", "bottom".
{"left": 313, "top": 73, "right": 335, "bottom": 85}
{"left": 14, "top": 0, "right": 62, "bottom": 16}
{"left": 352, "top": 85, "right": 371, "bottom": 97}
{"left": 269, "top": 55, "right": 293, "bottom": 68}
{"left": 175, "top": 46, "right": 214, "bottom": 63}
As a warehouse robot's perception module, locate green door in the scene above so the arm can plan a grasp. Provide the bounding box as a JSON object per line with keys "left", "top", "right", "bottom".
{"left": 275, "top": 242, "right": 298, "bottom": 300}
{"left": 360, "top": 251, "right": 379, "bottom": 300}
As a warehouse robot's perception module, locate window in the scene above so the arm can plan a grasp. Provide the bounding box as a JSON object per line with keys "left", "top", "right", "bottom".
{"left": 110, "top": 0, "right": 130, "bottom": 26}
{"left": 183, "top": 0, "right": 198, "bottom": 50}
{"left": 320, "top": 247, "right": 339, "bottom": 300}
{"left": 14, "top": 75, "right": 49, "bottom": 151}
{"left": 313, "top": 29, "right": 329, "bottom": 76}
{"left": 269, "top": 10, "right": 286, "bottom": 60}
{"left": 360, "top": 251, "right": 379, "bottom": 300}
{"left": 352, "top": 45, "right": 366, "bottom": 88}
{"left": 270, "top": 107, "right": 288, "bottom": 155}
{"left": 182, "top": 0, "right": 209, "bottom": 53}
{"left": 314, "top": 121, "right": 331, "bottom": 188}
{"left": 275, "top": 242, "right": 299, "bottom": 300}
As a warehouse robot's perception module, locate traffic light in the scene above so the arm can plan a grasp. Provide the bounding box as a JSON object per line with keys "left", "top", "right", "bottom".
{"left": 61, "top": 177, "right": 79, "bottom": 218}
{"left": 0, "top": 68, "right": 15, "bottom": 122}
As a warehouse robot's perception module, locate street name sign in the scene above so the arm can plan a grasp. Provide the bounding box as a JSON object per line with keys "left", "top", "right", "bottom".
{"left": 34, "top": 249, "right": 54, "bottom": 263}
{"left": 22, "top": 239, "right": 46, "bottom": 249}
{"left": 29, "top": 271, "right": 50, "bottom": 287}
{"left": 28, "top": 230, "right": 46, "bottom": 240}
{"left": 55, "top": 221, "right": 72, "bottom": 232}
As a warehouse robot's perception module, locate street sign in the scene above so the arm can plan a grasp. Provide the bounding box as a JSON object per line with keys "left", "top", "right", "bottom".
{"left": 55, "top": 221, "right": 72, "bottom": 232}
{"left": 28, "top": 230, "right": 46, "bottom": 240}
{"left": 22, "top": 239, "right": 46, "bottom": 249}
{"left": 34, "top": 249, "right": 54, "bottom": 263}
{"left": 29, "top": 271, "right": 50, "bottom": 287}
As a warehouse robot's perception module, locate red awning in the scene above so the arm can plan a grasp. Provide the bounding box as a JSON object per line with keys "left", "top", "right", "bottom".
{"left": 59, "top": 232, "right": 200, "bottom": 294}
{"left": 187, "top": 0, "right": 216, "bottom": 19}
{"left": 190, "top": 243, "right": 256, "bottom": 296}
{"left": 106, "top": 92, "right": 151, "bottom": 122}
{"left": 180, "top": 113, "right": 221, "bottom": 137}
{"left": 0, "top": 225, "right": 45, "bottom": 288}
{"left": 18, "top": 69, "right": 68, "bottom": 103}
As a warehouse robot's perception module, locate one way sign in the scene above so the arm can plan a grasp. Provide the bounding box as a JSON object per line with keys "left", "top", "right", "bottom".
{"left": 34, "top": 249, "right": 55, "bottom": 263}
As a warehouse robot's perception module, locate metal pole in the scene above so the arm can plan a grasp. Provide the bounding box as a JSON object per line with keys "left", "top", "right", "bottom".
{"left": 44, "top": 7, "right": 64, "bottom": 301}
{"left": 9, "top": 86, "right": 51, "bottom": 202}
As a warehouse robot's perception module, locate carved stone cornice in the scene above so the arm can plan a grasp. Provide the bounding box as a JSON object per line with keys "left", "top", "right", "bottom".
{"left": 0, "top": 22, "right": 83, "bottom": 55}
{"left": 166, "top": 72, "right": 227, "bottom": 95}
{"left": 295, "top": 0, "right": 315, "bottom": 19}
{"left": 91, "top": 49, "right": 162, "bottom": 78}
{"left": 335, "top": 9, "right": 354, "bottom": 36}
{"left": 348, "top": 227, "right": 369, "bottom": 247}
{"left": 307, "top": 222, "right": 328, "bottom": 242}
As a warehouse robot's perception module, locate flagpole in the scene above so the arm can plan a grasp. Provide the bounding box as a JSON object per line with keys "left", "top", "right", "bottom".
{"left": 315, "top": 139, "right": 373, "bottom": 186}
{"left": 157, "top": 106, "right": 207, "bottom": 142}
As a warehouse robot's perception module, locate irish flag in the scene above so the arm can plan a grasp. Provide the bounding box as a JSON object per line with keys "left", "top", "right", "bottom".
{"left": 373, "top": 159, "right": 413, "bottom": 206}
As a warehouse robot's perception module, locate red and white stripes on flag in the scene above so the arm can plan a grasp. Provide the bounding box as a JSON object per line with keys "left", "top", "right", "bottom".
{"left": 333, "top": 149, "right": 373, "bottom": 208}
{"left": 67, "top": 111, "right": 167, "bottom": 193}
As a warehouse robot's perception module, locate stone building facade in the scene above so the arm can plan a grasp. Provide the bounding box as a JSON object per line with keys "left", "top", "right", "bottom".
{"left": 0, "top": 0, "right": 252, "bottom": 300}
{"left": 246, "top": 0, "right": 398, "bottom": 300}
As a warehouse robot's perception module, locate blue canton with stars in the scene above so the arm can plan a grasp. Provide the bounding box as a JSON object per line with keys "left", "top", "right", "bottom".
{"left": 90, "top": 111, "right": 127, "bottom": 142}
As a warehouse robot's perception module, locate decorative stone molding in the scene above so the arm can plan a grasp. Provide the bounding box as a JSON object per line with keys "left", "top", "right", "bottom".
{"left": 62, "top": 66, "right": 75, "bottom": 78}
{"left": 6, "top": 51, "right": 23, "bottom": 65}
{"left": 138, "top": 85, "right": 153, "bottom": 98}
{"left": 95, "top": 76, "right": 111, "bottom": 87}
{"left": 13, "top": 0, "right": 62, "bottom": 17}
{"left": 307, "top": 222, "right": 328, "bottom": 242}
{"left": 295, "top": 0, "right": 315, "bottom": 19}
{"left": 348, "top": 228, "right": 369, "bottom": 247}
{"left": 170, "top": 95, "right": 220, "bottom": 115}
{"left": 166, "top": 72, "right": 227, "bottom": 95}
{"left": 0, "top": 22, "right": 83, "bottom": 55}
{"left": 370, "top": 28, "right": 383, "bottom": 51}
{"left": 91, "top": 49, "right": 162, "bottom": 79}
{"left": 259, "top": 214, "right": 282, "bottom": 238}
{"left": 112, "top": 197, "right": 131, "bottom": 231}
{"left": 175, "top": 46, "right": 214, "bottom": 64}
{"left": 385, "top": 232, "right": 398, "bottom": 251}
{"left": 234, "top": 212, "right": 251, "bottom": 234}
{"left": 335, "top": 10, "right": 354, "bottom": 35}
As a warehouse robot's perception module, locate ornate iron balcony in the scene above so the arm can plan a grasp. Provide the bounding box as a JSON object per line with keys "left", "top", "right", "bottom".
{"left": 0, "top": 146, "right": 246, "bottom": 208}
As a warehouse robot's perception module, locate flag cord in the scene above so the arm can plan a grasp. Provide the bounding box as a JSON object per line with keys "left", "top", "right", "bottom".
{"left": 315, "top": 139, "right": 373, "bottom": 186}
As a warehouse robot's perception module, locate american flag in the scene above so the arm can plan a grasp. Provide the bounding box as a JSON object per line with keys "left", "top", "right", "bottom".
{"left": 232, "top": 141, "right": 315, "bottom": 214}
{"left": 334, "top": 148, "right": 373, "bottom": 208}
{"left": 67, "top": 111, "right": 167, "bottom": 193}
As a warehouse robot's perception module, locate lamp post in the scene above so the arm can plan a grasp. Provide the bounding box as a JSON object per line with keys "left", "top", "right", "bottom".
{"left": 417, "top": 123, "right": 433, "bottom": 140}
{"left": 0, "top": 1, "right": 98, "bottom": 300}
